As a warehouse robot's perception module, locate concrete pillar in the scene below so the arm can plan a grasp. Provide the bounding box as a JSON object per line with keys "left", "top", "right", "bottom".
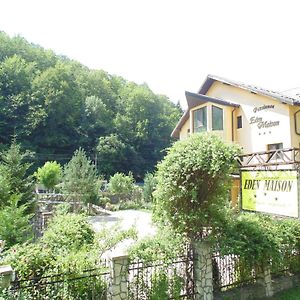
{"left": 193, "top": 241, "right": 213, "bottom": 300}
{"left": 0, "top": 265, "right": 13, "bottom": 289}
{"left": 258, "top": 266, "right": 274, "bottom": 297}
{"left": 108, "top": 255, "right": 129, "bottom": 300}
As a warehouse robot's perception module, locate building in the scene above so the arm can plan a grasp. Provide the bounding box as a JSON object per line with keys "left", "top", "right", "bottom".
{"left": 172, "top": 75, "right": 300, "bottom": 218}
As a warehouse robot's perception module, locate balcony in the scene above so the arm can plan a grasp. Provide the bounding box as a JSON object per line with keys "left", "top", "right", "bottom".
{"left": 237, "top": 148, "right": 300, "bottom": 169}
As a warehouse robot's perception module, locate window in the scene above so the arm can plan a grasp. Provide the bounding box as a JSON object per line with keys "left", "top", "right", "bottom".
{"left": 267, "top": 143, "right": 283, "bottom": 151}
{"left": 193, "top": 107, "right": 207, "bottom": 133}
{"left": 212, "top": 106, "right": 223, "bottom": 130}
{"left": 237, "top": 116, "right": 242, "bottom": 129}
{"left": 295, "top": 111, "right": 300, "bottom": 135}
{"left": 267, "top": 143, "right": 283, "bottom": 160}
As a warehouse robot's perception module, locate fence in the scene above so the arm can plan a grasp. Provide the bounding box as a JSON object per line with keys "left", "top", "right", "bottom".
{"left": 128, "top": 254, "right": 196, "bottom": 299}
{"left": 2, "top": 245, "right": 300, "bottom": 299}
{"left": 212, "top": 252, "right": 258, "bottom": 291}
{"left": 212, "top": 251, "right": 300, "bottom": 294}
{"left": 1, "top": 263, "right": 110, "bottom": 300}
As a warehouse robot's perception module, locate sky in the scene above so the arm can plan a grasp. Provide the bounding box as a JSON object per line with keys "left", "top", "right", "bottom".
{"left": 1, "top": 0, "right": 300, "bottom": 108}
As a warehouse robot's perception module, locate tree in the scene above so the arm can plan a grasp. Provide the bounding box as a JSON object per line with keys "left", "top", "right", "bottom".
{"left": 143, "top": 172, "right": 157, "bottom": 203}
{"left": 154, "top": 133, "right": 240, "bottom": 240}
{"left": 108, "top": 172, "right": 135, "bottom": 195}
{"left": 0, "top": 195, "right": 33, "bottom": 249}
{"left": 0, "top": 140, "right": 35, "bottom": 210}
{"left": 79, "top": 95, "right": 113, "bottom": 152}
{"left": 35, "top": 161, "right": 62, "bottom": 191}
{"left": 62, "top": 148, "right": 99, "bottom": 204}
{"left": 97, "top": 134, "right": 139, "bottom": 177}
{"left": 0, "top": 55, "right": 44, "bottom": 143}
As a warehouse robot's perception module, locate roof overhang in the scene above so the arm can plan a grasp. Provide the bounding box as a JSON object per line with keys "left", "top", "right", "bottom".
{"left": 171, "top": 91, "right": 239, "bottom": 138}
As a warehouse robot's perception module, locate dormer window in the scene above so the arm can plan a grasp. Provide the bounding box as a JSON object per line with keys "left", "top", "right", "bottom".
{"left": 193, "top": 106, "right": 207, "bottom": 133}
{"left": 212, "top": 105, "right": 223, "bottom": 130}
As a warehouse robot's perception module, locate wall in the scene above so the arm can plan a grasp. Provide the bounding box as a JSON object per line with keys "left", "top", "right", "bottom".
{"left": 179, "top": 117, "right": 190, "bottom": 140}
{"left": 206, "top": 81, "right": 292, "bottom": 154}
{"left": 289, "top": 105, "right": 300, "bottom": 148}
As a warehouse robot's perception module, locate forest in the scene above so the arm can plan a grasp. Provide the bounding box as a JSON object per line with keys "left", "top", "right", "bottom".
{"left": 0, "top": 31, "right": 182, "bottom": 179}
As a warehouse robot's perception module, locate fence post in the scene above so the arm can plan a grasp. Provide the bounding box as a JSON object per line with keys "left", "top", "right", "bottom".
{"left": 108, "top": 255, "right": 129, "bottom": 300}
{"left": 258, "top": 266, "right": 274, "bottom": 297}
{"left": 193, "top": 241, "right": 213, "bottom": 300}
{"left": 0, "top": 265, "right": 14, "bottom": 289}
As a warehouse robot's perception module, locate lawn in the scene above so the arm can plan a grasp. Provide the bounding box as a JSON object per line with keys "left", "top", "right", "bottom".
{"left": 267, "top": 287, "right": 300, "bottom": 300}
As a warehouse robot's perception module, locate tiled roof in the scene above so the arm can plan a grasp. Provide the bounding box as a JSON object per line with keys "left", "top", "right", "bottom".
{"left": 201, "top": 75, "right": 300, "bottom": 105}
{"left": 171, "top": 75, "right": 300, "bottom": 139}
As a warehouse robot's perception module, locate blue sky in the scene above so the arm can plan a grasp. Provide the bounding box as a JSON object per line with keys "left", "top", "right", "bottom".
{"left": 1, "top": 0, "right": 300, "bottom": 107}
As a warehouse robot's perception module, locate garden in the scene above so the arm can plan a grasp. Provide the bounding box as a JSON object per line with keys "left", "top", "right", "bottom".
{"left": 1, "top": 135, "right": 300, "bottom": 299}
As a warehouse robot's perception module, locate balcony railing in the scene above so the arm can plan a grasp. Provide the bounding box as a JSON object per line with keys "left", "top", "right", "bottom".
{"left": 237, "top": 148, "right": 300, "bottom": 168}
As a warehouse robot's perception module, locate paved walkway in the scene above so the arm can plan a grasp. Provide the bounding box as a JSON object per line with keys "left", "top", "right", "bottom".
{"left": 88, "top": 210, "right": 156, "bottom": 257}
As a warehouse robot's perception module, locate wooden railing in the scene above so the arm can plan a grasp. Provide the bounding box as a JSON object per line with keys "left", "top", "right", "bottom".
{"left": 238, "top": 148, "right": 300, "bottom": 168}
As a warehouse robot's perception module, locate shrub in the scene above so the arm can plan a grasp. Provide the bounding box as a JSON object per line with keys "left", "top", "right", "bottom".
{"left": 41, "top": 213, "right": 94, "bottom": 251}
{"left": 108, "top": 172, "right": 135, "bottom": 195}
{"left": 129, "top": 228, "right": 186, "bottom": 263}
{"left": 154, "top": 133, "right": 240, "bottom": 240}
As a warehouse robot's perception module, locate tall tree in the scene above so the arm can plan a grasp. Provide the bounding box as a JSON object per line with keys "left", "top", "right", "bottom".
{"left": 63, "top": 148, "right": 99, "bottom": 204}
{"left": 0, "top": 140, "right": 35, "bottom": 210}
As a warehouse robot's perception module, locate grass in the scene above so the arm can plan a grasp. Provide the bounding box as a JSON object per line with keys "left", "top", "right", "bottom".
{"left": 266, "top": 287, "right": 300, "bottom": 300}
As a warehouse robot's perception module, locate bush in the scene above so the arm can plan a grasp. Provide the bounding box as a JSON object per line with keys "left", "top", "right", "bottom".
{"left": 154, "top": 133, "right": 240, "bottom": 240}
{"left": 41, "top": 213, "right": 94, "bottom": 251}
{"left": 108, "top": 172, "right": 135, "bottom": 195}
{"left": 129, "top": 228, "right": 186, "bottom": 263}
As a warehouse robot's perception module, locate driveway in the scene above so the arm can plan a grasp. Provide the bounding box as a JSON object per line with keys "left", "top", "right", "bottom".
{"left": 88, "top": 210, "right": 156, "bottom": 257}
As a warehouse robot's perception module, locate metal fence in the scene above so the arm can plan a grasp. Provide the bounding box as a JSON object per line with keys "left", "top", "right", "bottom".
{"left": 212, "top": 252, "right": 258, "bottom": 291}
{"left": 270, "top": 250, "right": 300, "bottom": 277}
{"left": 1, "top": 264, "right": 110, "bottom": 299}
{"left": 213, "top": 250, "right": 300, "bottom": 292}
{"left": 128, "top": 248, "right": 196, "bottom": 299}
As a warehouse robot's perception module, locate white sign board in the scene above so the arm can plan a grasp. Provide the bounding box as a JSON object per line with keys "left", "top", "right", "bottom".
{"left": 241, "top": 170, "right": 299, "bottom": 218}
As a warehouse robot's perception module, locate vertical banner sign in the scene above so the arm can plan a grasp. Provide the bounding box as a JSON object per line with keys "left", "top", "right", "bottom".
{"left": 241, "top": 170, "right": 298, "bottom": 218}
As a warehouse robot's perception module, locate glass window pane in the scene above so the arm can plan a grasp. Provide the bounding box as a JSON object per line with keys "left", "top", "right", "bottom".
{"left": 212, "top": 106, "right": 223, "bottom": 130}
{"left": 193, "top": 107, "right": 207, "bottom": 133}
{"left": 237, "top": 116, "right": 242, "bottom": 129}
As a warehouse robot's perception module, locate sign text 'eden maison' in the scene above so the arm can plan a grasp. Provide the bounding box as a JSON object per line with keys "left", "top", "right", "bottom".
{"left": 249, "top": 104, "right": 280, "bottom": 129}
{"left": 241, "top": 170, "right": 299, "bottom": 218}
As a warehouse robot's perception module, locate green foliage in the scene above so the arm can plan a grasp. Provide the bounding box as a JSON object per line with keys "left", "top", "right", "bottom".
{"left": 63, "top": 148, "right": 99, "bottom": 204}
{"left": 217, "top": 213, "right": 281, "bottom": 265}
{"left": 108, "top": 172, "right": 135, "bottom": 195}
{"left": 129, "top": 269, "right": 184, "bottom": 300}
{"left": 0, "top": 31, "right": 181, "bottom": 178}
{"left": 143, "top": 172, "right": 157, "bottom": 202}
{"left": 0, "top": 196, "right": 33, "bottom": 249}
{"left": 0, "top": 141, "right": 35, "bottom": 210}
{"left": 41, "top": 213, "right": 94, "bottom": 251}
{"left": 97, "top": 134, "right": 138, "bottom": 177}
{"left": 5, "top": 242, "right": 54, "bottom": 278}
{"left": 34, "top": 161, "right": 62, "bottom": 190}
{"left": 217, "top": 212, "right": 300, "bottom": 271}
{"left": 3, "top": 213, "right": 136, "bottom": 279}
{"left": 129, "top": 228, "right": 186, "bottom": 263}
{"left": 154, "top": 133, "right": 240, "bottom": 240}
